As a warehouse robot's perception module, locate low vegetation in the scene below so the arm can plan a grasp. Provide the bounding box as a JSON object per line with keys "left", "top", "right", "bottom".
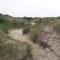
{"left": 0, "top": 14, "right": 60, "bottom": 60}
{"left": 53, "top": 21, "right": 60, "bottom": 34}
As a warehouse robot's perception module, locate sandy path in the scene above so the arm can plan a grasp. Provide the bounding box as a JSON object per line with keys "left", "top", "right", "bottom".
{"left": 9, "top": 29, "right": 31, "bottom": 43}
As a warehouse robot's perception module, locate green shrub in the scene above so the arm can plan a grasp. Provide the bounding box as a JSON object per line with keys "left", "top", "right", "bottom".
{"left": 53, "top": 22, "right": 60, "bottom": 34}
{"left": 23, "top": 23, "right": 31, "bottom": 34}
{"left": 0, "top": 17, "right": 13, "bottom": 33}
{"left": 26, "top": 43, "right": 33, "bottom": 59}
{"left": 23, "top": 27, "right": 30, "bottom": 34}
{"left": 30, "top": 23, "right": 44, "bottom": 43}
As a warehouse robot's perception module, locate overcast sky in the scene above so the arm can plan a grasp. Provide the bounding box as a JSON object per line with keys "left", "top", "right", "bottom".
{"left": 0, "top": 0, "right": 60, "bottom": 17}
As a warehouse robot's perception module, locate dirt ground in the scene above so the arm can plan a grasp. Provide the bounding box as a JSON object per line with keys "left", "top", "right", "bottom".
{"left": 8, "top": 28, "right": 60, "bottom": 60}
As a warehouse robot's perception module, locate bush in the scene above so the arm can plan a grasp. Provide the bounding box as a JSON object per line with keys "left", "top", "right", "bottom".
{"left": 18, "top": 42, "right": 33, "bottom": 60}
{"left": 0, "top": 17, "right": 13, "bottom": 33}
{"left": 30, "top": 23, "right": 44, "bottom": 43}
{"left": 26, "top": 43, "right": 33, "bottom": 59}
{"left": 53, "top": 22, "right": 60, "bottom": 34}
{"left": 23, "top": 23, "right": 31, "bottom": 34}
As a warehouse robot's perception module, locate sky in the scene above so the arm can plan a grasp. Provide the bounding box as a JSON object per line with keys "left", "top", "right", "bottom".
{"left": 0, "top": 0, "right": 60, "bottom": 17}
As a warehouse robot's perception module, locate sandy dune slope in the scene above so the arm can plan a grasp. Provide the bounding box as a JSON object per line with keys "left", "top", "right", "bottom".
{"left": 8, "top": 28, "right": 60, "bottom": 60}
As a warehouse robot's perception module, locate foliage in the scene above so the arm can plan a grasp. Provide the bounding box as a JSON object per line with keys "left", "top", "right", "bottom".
{"left": 23, "top": 17, "right": 32, "bottom": 20}
{"left": 26, "top": 43, "right": 33, "bottom": 58}
{"left": 23, "top": 23, "right": 31, "bottom": 34}
{"left": 30, "top": 23, "right": 44, "bottom": 43}
{"left": 0, "top": 17, "right": 24, "bottom": 33}
{"left": 0, "top": 17, "right": 12, "bottom": 33}
{"left": 53, "top": 22, "right": 60, "bottom": 34}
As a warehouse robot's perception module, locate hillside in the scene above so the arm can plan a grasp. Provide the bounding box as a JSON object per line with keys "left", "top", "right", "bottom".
{"left": 0, "top": 14, "right": 60, "bottom": 60}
